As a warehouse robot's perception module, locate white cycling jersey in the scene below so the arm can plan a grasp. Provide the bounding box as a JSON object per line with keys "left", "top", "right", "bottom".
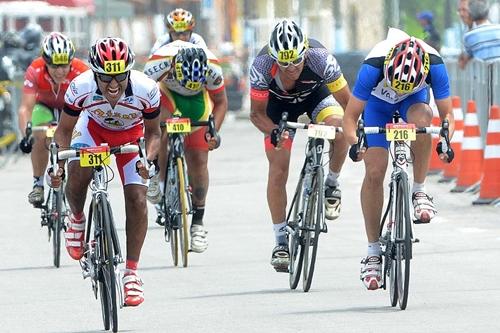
{"left": 64, "top": 70, "right": 160, "bottom": 130}
{"left": 143, "top": 40, "right": 224, "bottom": 96}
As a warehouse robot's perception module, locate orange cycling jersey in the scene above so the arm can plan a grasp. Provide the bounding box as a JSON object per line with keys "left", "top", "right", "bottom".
{"left": 23, "top": 57, "right": 89, "bottom": 109}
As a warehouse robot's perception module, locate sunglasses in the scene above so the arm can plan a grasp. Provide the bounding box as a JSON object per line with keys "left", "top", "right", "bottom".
{"left": 97, "top": 72, "right": 129, "bottom": 83}
{"left": 171, "top": 31, "right": 191, "bottom": 38}
{"left": 47, "top": 63, "right": 70, "bottom": 69}
{"left": 277, "top": 56, "right": 305, "bottom": 68}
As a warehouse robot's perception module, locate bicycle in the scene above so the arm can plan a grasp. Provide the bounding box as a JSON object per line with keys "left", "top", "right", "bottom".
{"left": 55, "top": 139, "right": 148, "bottom": 332}
{"left": 155, "top": 113, "right": 216, "bottom": 267}
{"left": 275, "top": 112, "right": 339, "bottom": 292}
{"left": 28, "top": 122, "right": 68, "bottom": 268}
{"left": 352, "top": 110, "right": 452, "bottom": 310}
{"left": 0, "top": 80, "right": 19, "bottom": 168}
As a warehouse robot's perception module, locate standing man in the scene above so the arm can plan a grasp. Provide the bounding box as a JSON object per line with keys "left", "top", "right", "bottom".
{"left": 49, "top": 37, "right": 161, "bottom": 306}
{"left": 249, "top": 19, "right": 351, "bottom": 271}
{"left": 342, "top": 28, "right": 455, "bottom": 291}
{"left": 144, "top": 40, "right": 227, "bottom": 253}
{"left": 18, "top": 32, "right": 88, "bottom": 207}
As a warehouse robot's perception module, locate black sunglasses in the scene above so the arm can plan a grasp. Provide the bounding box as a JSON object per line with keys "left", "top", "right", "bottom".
{"left": 97, "top": 72, "right": 129, "bottom": 83}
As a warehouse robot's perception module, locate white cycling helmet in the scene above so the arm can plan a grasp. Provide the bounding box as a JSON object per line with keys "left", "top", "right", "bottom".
{"left": 268, "top": 19, "right": 308, "bottom": 63}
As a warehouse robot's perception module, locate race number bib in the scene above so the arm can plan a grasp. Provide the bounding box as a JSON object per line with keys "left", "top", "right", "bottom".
{"left": 51, "top": 53, "right": 69, "bottom": 65}
{"left": 278, "top": 49, "right": 298, "bottom": 62}
{"left": 386, "top": 123, "right": 416, "bottom": 141}
{"left": 166, "top": 117, "right": 191, "bottom": 133}
{"left": 80, "top": 146, "right": 111, "bottom": 167}
{"left": 307, "top": 124, "right": 337, "bottom": 140}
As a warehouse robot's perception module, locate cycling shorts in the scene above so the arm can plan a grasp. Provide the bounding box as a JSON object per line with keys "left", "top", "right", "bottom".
{"left": 363, "top": 88, "right": 429, "bottom": 149}
{"left": 160, "top": 84, "right": 211, "bottom": 151}
{"left": 69, "top": 113, "right": 147, "bottom": 186}
{"left": 31, "top": 103, "right": 59, "bottom": 126}
{"left": 264, "top": 94, "right": 343, "bottom": 151}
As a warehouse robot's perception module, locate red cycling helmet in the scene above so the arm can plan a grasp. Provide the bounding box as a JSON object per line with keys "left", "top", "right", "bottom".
{"left": 384, "top": 37, "right": 429, "bottom": 94}
{"left": 88, "top": 37, "right": 135, "bottom": 74}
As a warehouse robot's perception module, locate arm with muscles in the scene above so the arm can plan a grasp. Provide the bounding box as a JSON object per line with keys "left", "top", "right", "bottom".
{"left": 430, "top": 61, "right": 455, "bottom": 162}
{"left": 342, "top": 95, "right": 367, "bottom": 161}
{"left": 206, "top": 88, "right": 228, "bottom": 150}
{"left": 17, "top": 92, "right": 37, "bottom": 153}
{"left": 48, "top": 111, "right": 79, "bottom": 187}
{"left": 136, "top": 115, "right": 161, "bottom": 180}
{"left": 249, "top": 96, "right": 288, "bottom": 149}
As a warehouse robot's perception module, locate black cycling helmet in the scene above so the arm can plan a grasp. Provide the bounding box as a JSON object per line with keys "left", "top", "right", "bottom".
{"left": 174, "top": 47, "right": 208, "bottom": 90}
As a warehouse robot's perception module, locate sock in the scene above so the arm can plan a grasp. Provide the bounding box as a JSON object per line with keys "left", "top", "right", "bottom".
{"left": 33, "top": 176, "right": 44, "bottom": 188}
{"left": 126, "top": 259, "right": 138, "bottom": 271}
{"left": 325, "top": 171, "right": 340, "bottom": 187}
{"left": 367, "top": 241, "right": 381, "bottom": 256}
{"left": 273, "top": 221, "right": 288, "bottom": 246}
{"left": 192, "top": 205, "right": 205, "bottom": 226}
{"left": 412, "top": 182, "right": 426, "bottom": 194}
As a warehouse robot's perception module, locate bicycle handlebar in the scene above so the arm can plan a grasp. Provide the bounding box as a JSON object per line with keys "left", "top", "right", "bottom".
{"left": 57, "top": 143, "right": 140, "bottom": 161}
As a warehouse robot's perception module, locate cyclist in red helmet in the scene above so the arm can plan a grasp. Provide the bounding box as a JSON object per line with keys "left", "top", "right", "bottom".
{"left": 48, "top": 37, "right": 161, "bottom": 307}
{"left": 18, "top": 32, "right": 88, "bottom": 208}
{"left": 342, "top": 28, "right": 455, "bottom": 290}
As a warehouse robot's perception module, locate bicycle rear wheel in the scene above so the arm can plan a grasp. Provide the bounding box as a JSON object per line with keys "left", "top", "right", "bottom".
{"left": 289, "top": 173, "right": 305, "bottom": 289}
{"left": 96, "top": 196, "right": 119, "bottom": 332}
{"left": 176, "top": 157, "right": 189, "bottom": 268}
{"left": 165, "top": 160, "right": 179, "bottom": 266}
{"left": 302, "top": 168, "right": 324, "bottom": 292}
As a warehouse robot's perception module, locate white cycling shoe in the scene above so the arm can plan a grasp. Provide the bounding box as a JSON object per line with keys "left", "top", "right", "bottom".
{"left": 146, "top": 174, "right": 162, "bottom": 205}
{"left": 190, "top": 225, "right": 208, "bottom": 253}
{"left": 360, "top": 255, "right": 383, "bottom": 290}
{"left": 412, "top": 191, "right": 437, "bottom": 223}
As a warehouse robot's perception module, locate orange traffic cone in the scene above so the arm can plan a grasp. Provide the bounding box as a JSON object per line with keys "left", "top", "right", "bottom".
{"left": 473, "top": 105, "right": 500, "bottom": 205}
{"left": 439, "top": 96, "right": 463, "bottom": 183}
{"left": 451, "top": 100, "right": 483, "bottom": 192}
{"left": 428, "top": 94, "right": 443, "bottom": 175}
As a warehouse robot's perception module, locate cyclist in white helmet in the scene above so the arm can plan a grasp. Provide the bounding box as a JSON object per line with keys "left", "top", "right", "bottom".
{"left": 342, "top": 28, "right": 455, "bottom": 291}
{"left": 249, "top": 19, "right": 351, "bottom": 272}
{"left": 150, "top": 8, "right": 207, "bottom": 55}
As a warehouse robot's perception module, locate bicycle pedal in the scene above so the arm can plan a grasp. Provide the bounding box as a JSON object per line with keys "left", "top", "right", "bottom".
{"left": 273, "top": 265, "right": 289, "bottom": 273}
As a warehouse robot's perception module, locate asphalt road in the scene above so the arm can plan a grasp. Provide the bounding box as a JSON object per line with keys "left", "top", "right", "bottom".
{"left": 1, "top": 115, "right": 499, "bottom": 332}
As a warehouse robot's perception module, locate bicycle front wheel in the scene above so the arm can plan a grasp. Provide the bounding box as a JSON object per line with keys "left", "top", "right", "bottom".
{"left": 96, "top": 196, "right": 119, "bottom": 332}
{"left": 288, "top": 172, "right": 305, "bottom": 290}
{"left": 51, "top": 190, "right": 63, "bottom": 268}
{"left": 393, "top": 173, "right": 412, "bottom": 310}
{"left": 302, "top": 168, "right": 324, "bottom": 292}
{"left": 176, "top": 157, "right": 189, "bottom": 267}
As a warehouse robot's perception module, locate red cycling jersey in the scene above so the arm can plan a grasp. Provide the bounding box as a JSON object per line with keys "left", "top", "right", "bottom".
{"left": 23, "top": 57, "right": 89, "bottom": 109}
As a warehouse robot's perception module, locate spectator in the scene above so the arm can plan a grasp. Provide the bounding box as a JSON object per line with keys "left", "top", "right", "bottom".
{"left": 462, "top": 0, "right": 500, "bottom": 65}
{"left": 417, "top": 10, "right": 441, "bottom": 51}
{"left": 458, "top": 0, "right": 473, "bottom": 68}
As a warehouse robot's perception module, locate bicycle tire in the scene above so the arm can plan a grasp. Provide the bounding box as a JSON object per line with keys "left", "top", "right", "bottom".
{"left": 302, "top": 167, "right": 324, "bottom": 292}
{"left": 164, "top": 158, "right": 179, "bottom": 266}
{"left": 396, "top": 173, "right": 412, "bottom": 310}
{"left": 96, "top": 196, "right": 119, "bottom": 332}
{"left": 176, "top": 157, "right": 189, "bottom": 267}
{"left": 51, "top": 189, "right": 62, "bottom": 268}
{"left": 289, "top": 172, "right": 305, "bottom": 290}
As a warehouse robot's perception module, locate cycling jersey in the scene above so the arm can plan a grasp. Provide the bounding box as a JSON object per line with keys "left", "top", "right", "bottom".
{"left": 144, "top": 40, "right": 224, "bottom": 97}
{"left": 64, "top": 70, "right": 160, "bottom": 186}
{"left": 150, "top": 32, "right": 207, "bottom": 55}
{"left": 353, "top": 28, "right": 451, "bottom": 149}
{"left": 64, "top": 70, "right": 160, "bottom": 130}
{"left": 353, "top": 28, "right": 450, "bottom": 104}
{"left": 250, "top": 39, "right": 347, "bottom": 125}
{"left": 23, "top": 57, "right": 89, "bottom": 110}
{"left": 249, "top": 39, "right": 347, "bottom": 104}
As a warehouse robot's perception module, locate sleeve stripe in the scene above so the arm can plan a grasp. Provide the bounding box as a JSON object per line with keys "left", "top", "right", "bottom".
{"left": 327, "top": 74, "right": 348, "bottom": 93}
{"left": 63, "top": 105, "right": 80, "bottom": 117}
{"left": 143, "top": 107, "right": 160, "bottom": 119}
{"left": 250, "top": 88, "right": 269, "bottom": 101}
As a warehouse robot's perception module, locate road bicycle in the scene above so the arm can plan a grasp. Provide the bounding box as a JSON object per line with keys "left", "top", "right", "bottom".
{"left": 276, "top": 112, "right": 339, "bottom": 292}
{"left": 55, "top": 139, "right": 147, "bottom": 332}
{"left": 352, "top": 110, "right": 452, "bottom": 309}
{"left": 155, "top": 114, "right": 216, "bottom": 267}
{"left": 29, "top": 122, "right": 68, "bottom": 268}
{"left": 0, "top": 80, "right": 19, "bottom": 168}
